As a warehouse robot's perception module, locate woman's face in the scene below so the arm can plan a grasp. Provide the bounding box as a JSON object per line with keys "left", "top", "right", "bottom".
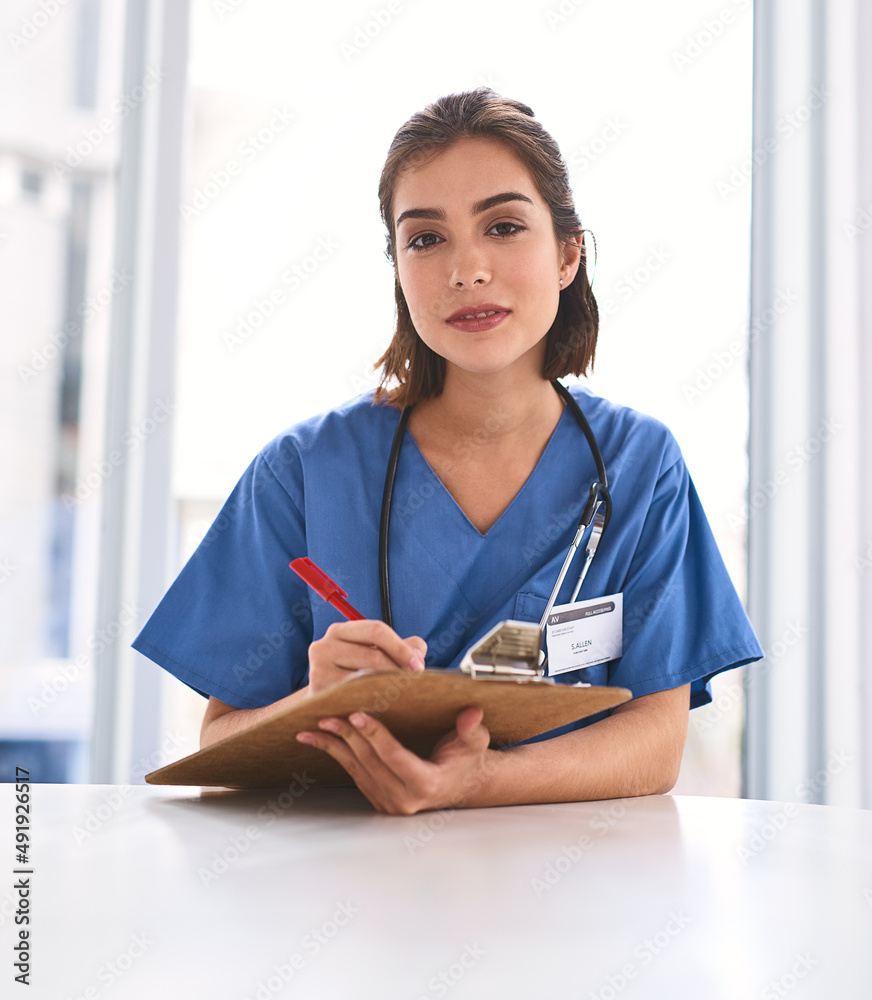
{"left": 393, "top": 137, "right": 579, "bottom": 381}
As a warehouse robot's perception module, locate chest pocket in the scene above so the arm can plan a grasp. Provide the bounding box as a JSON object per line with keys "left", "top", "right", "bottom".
{"left": 512, "top": 591, "right": 612, "bottom": 688}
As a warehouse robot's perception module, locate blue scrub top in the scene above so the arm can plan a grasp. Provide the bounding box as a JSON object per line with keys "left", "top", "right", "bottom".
{"left": 133, "top": 385, "right": 762, "bottom": 734}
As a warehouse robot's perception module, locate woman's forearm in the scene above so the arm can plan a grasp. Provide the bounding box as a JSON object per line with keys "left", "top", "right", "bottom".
{"left": 199, "top": 685, "right": 311, "bottom": 748}
{"left": 458, "top": 684, "right": 691, "bottom": 809}
{"left": 200, "top": 680, "right": 691, "bottom": 812}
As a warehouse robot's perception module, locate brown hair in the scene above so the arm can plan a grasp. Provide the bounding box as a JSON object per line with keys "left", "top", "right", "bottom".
{"left": 372, "top": 87, "right": 598, "bottom": 408}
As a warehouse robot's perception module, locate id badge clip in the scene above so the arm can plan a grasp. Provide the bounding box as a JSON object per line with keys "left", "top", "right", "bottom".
{"left": 459, "top": 621, "right": 550, "bottom": 681}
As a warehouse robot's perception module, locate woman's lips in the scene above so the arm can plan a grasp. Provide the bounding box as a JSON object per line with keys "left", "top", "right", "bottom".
{"left": 445, "top": 310, "right": 511, "bottom": 333}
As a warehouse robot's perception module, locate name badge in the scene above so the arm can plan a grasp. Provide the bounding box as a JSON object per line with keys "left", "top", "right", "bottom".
{"left": 545, "top": 593, "right": 623, "bottom": 677}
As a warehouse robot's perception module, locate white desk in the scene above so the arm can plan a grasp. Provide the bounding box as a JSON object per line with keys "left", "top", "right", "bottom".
{"left": 1, "top": 784, "right": 870, "bottom": 998}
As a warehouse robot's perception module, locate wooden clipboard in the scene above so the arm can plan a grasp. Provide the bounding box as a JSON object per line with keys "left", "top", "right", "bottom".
{"left": 145, "top": 670, "right": 632, "bottom": 788}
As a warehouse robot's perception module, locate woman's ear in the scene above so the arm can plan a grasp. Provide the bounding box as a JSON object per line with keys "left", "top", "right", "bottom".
{"left": 559, "top": 233, "right": 584, "bottom": 288}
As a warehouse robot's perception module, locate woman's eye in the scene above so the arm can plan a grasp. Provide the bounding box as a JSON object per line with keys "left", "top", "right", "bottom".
{"left": 408, "top": 232, "right": 443, "bottom": 251}
{"left": 488, "top": 221, "right": 526, "bottom": 237}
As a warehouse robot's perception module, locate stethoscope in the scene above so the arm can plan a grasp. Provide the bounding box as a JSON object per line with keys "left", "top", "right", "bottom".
{"left": 378, "top": 379, "right": 611, "bottom": 639}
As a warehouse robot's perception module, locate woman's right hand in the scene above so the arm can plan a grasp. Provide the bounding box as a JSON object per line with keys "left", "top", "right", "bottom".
{"left": 306, "top": 620, "right": 427, "bottom": 697}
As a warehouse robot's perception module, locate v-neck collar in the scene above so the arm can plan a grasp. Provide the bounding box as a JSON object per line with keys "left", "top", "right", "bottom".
{"left": 402, "top": 401, "right": 571, "bottom": 539}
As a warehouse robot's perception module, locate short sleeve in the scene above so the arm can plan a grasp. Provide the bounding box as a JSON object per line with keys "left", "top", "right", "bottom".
{"left": 609, "top": 454, "right": 762, "bottom": 708}
{"left": 132, "top": 447, "right": 314, "bottom": 709}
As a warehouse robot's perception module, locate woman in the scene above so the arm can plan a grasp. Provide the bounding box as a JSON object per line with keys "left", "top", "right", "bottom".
{"left": 134, "top": 88, "right": 762, "bottom": 814}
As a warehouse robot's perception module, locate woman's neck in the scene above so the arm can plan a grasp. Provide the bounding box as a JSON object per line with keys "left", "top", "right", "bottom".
{"left": 408, "top": 366, "right": 565, "bottom": 448}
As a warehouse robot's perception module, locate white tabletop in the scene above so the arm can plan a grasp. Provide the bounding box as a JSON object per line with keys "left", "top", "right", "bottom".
{"left": 2, "top": 783, "right": 870, "bottom": 998}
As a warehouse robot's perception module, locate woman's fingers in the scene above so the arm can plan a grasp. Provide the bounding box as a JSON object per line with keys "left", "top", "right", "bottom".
{"left": 454, "top": 705, "right": 485, "bottom": 738}
{"left": 429, "top": 706, "right": 489, "bottom": 759}
{"left": 296, "top": 707, "right": 492, "bottom": 815}
{"left": 306, "top": 620, "right": 427, "bottom": 695}
{"left": 297, "top": 713, "right": 425, "bottom": 813}
{"left": 326, "top": 620, "right": 425, "bottom": 670}
{"left": 407, "top": 635, "right": 428, "bottom": 661}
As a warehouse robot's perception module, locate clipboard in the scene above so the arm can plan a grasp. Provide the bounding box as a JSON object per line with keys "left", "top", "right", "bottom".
{"left": 145, "top": 670, "right": 632, "bottom": 788}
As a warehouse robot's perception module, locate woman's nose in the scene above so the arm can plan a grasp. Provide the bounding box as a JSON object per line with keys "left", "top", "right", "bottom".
{"left": 448, "top": 240, "right": 492, "bottom": 288}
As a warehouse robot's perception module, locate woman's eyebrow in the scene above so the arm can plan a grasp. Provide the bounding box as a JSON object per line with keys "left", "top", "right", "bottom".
{"left": 395, "top": 191, "right": 534, "bottom": 229}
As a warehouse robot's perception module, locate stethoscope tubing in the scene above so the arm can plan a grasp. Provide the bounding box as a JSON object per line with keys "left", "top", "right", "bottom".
{"left": 378, "top": 380, "right": 610, "bottom": 628}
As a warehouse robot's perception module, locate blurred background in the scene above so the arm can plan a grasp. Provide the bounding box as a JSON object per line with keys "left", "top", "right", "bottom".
{"left": 1, "top": 0, "right": 869, "bottom": 807}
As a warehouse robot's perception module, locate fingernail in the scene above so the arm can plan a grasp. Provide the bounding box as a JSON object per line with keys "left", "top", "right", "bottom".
{"left": 296, "top": 733, "right": 314, "bottom": 744}
{"left": 410, "top": 656, "right": 426, "bottom": 672}
{"left": 349, "top": 712, "right": 367, "bottom": 729}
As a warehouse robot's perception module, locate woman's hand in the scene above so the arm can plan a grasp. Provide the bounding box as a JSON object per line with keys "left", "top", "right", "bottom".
{"left": 295, "top": 706, "right": 495, "bottom": 815}
{"left": 306, "top": 619, "right": 427, "bottom": 697}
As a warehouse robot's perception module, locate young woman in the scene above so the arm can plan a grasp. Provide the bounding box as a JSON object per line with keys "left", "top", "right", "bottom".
{"left": 134, "top": 88, "right": 762, "bottom": 814}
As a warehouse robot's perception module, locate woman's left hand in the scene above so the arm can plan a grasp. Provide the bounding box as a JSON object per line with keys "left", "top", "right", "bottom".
{"left": 295, "top": 706, "right": 494, "bottom": 815}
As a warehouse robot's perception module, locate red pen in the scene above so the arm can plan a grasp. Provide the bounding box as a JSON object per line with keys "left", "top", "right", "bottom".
{"left": 290, "top": 557, "right": 365, "bottom": 621}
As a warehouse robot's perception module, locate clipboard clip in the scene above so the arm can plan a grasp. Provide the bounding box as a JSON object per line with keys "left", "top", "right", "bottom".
{"left": 459, "top": 620, "right": 549, "bottom": 680}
